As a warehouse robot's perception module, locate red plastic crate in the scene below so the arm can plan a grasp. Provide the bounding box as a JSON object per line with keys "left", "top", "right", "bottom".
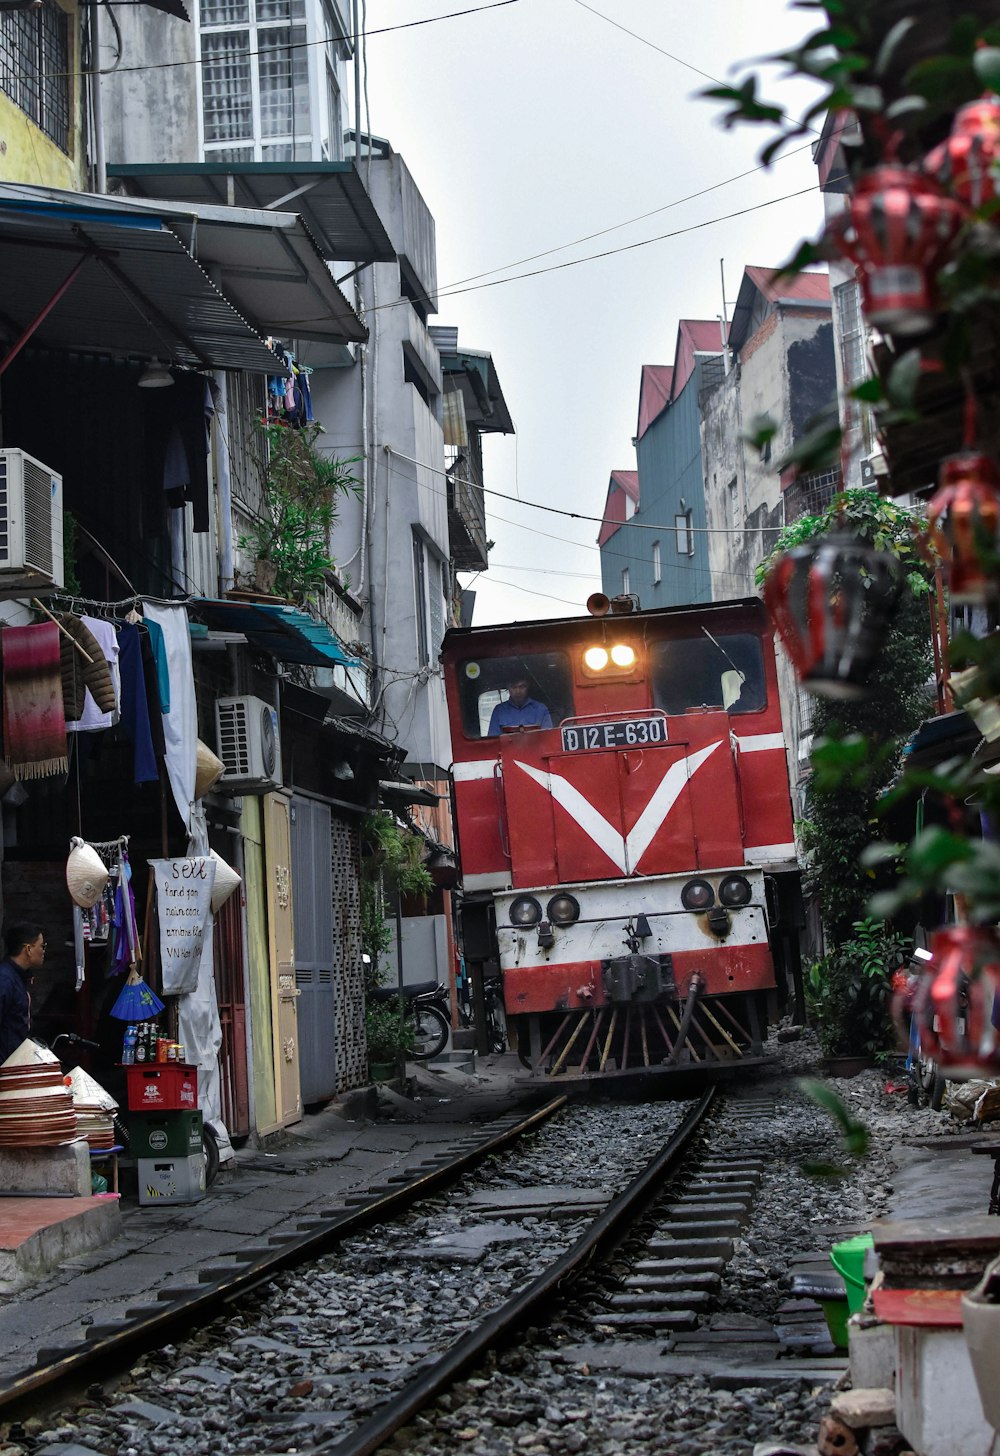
{"left": 126, "top": 1063, "right": 198, "bottom": 1112}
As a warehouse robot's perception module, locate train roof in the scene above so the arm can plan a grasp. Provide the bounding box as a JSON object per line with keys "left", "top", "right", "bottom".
{"left": 441, "top": 596, "right": 768, "bottom": 655}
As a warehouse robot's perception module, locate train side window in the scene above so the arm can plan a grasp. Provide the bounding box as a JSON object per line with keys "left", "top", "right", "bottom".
{"left": 457, "top": 652, "right": 574, "bottom": 739}
{"left": 650, "top": 634, "right": 766, "bottom": 716}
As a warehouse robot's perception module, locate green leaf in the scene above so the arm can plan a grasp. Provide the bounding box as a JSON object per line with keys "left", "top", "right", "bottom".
{"left": 886, "top": 350, "right": 923, "bottom": 410}
{"left": 850, "top": 376, "right": 885, "bottom": 404}
{"left": 874, "top": 17, "right": 916, "bottom": 77}
{"left": 974, "top": 46, "right": 1000, "bottom": 91}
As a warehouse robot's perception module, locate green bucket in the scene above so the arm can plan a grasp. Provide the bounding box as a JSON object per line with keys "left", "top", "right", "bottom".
{"left": 820, "top": 1296, "right": 850, "bottom": 1350}
{"left": 831, "top": 1233, "right": 874, "bottom": 1317}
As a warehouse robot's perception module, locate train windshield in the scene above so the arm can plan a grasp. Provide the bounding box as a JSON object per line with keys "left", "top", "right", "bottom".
{"left": 457, "top": 651, "right": 573, "bottom": 738}
{"left": 650, "top": 633, "right": 766, "bottom": 715}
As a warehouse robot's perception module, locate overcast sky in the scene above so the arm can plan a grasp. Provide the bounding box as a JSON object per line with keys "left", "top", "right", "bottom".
{"left": 358, "top": 0, "right": 826, "bottom": 625}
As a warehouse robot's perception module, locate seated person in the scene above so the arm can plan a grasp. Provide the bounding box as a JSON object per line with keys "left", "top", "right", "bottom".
{"left": 488, "top": 673, "right": 553, "bottom": 735}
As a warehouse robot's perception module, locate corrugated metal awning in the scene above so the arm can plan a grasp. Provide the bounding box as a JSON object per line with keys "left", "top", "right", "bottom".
{"left": 0, "top": 198, "right": 282, "bottom": 374}
{"left": 107, "top": 161, "right": 396, "bottom": 264}
{"left": 192, "top": 598, "right": 361, "bottom": 668}
{"left": 0, "top": 184, "right": 366, "bottom": 346}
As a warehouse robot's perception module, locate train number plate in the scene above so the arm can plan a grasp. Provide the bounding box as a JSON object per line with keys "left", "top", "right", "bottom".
{"left": 561, "top": 718, "right": 668, "bottom": 752}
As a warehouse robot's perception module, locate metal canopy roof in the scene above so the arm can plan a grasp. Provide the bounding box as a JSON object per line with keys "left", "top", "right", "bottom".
{"left": 0, "top": 198, "right": 282, "bottom": 375}
{"left": 0, "top": 184, "right": 366, "bottom": 346}
{"left": 193, "top": 598, "right": 361, "bottom": 668}
{"left": 441, "top": 347, "right": 514, "bottom": 435}
{"left": 107, "top": 162, "right": 396, "bottom": 264}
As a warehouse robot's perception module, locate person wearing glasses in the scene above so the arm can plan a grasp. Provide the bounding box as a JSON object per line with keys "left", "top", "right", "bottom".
{"left": 0, "top": 924, "right": 45, "bottom": 1065}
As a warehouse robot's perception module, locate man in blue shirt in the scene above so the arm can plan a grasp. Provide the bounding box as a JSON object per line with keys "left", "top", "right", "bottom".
{"left": 488, "top": 674, "right": 552, "bottom": 735}
{"left": 0, "top": 923, "right": 44, "bottom": 1065}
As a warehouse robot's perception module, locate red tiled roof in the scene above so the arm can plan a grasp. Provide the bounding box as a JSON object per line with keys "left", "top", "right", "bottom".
{"left": 672, "top": 319, "right": 726, "bottom": 399}
{"left": 636, "top": 366, "right": 673, "bottom": 441}
{"left": 744, "top": 265, "right": 830, "bottom": 305}
{"left": 598, "top": 470, "right": 640, "bottom": 546}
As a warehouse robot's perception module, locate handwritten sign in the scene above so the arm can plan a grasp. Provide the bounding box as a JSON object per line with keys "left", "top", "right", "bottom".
{"left": 150, "top": 857, "right": 217, "bottom": 994}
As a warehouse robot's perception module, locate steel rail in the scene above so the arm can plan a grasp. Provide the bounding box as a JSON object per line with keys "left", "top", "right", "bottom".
{"left": 321, "top": 1085, "right": 717, "bottom": 1456}
{"left": 0, "top": 1095, "right": 568, "bottom": 1418}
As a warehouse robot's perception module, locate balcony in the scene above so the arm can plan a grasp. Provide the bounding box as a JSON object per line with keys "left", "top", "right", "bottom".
{"left": 447, "top": 444, "right": 488, "bottom": 572}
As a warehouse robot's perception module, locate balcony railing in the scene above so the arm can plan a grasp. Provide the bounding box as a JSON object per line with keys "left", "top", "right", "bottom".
{"left": 447, "top": 446, "right": 488, "bottom": 571}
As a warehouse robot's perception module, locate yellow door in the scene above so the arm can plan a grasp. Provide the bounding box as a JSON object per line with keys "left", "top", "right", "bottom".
{"left": 241, "top": 797, "right": 279, "bottom": 1137}
{"left": 264, "top": 791, "right": 302, "bottom": 1126}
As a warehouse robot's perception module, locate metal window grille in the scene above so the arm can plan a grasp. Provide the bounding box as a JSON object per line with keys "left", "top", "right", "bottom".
{"left": 622, "top": 567, "right": 630, "bottom": 595}
{"left": 652, "top": 540, "right": 661, "bottom": 583}
{"left": 783, "top": 465, "right": 842, "bottom": 523}
{"left": 258, "top": 25, "right": 308, "bottom": 138}
{"left": 226, "top": 371, "right": 268, "bottom": 518}
{"left": 202, "top": 29, "right": 253, "bottom": 143}
{"left": 0, "top": 1, "right": 69, "bottom": 152}
{"left": 199, "top": 0, "right": 248, "bottom": 24}
{"left": 835, "top": 279, "right": 874, "bottom": 454}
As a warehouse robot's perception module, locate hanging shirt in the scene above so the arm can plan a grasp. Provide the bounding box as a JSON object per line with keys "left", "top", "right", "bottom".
{"left": 66, "top": 617, "right": 121, "bottom": 734}
{"left": 118, "top": 623, "right": 159, "bottom": 784}
{"left": 143, "top": 618, "right": 171, "bottom": 713}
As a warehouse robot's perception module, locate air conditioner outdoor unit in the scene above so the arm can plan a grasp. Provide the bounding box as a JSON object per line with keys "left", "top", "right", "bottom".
{"left": 0, "top": 449, "right": 64, "bottom": 591}
{"left": 215, "top": 696, "right": 282, "bottom": 791}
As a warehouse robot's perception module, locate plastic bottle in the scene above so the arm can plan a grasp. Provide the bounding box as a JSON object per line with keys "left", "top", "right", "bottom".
{"left": 122, "top": 1025, "right": 136, "bottom": 1066}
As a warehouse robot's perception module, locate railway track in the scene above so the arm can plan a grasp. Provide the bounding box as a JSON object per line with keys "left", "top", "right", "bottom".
{"left": 0, "top": 1083, "right": 854, "bottom": 1456}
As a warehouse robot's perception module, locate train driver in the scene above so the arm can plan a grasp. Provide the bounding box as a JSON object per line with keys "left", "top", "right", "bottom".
{"left": 488, "top": 670, "right": 553, "bottom": 735}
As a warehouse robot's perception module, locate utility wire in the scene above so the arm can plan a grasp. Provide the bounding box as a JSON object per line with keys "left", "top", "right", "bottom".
{"left": 48, "top": 0, "right": 522, "bottom": 81}
{"left": 365, "top": 186, "right": 819, "bottom": 312}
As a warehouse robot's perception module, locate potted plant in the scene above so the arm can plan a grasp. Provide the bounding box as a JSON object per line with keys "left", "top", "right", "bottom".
{"left": 364, "top": 1000, "right": 415, "bottom": 1082}
{"left": 805, "top": 918, "right": 907, "bottom": 1075}
{"left": 238, "top": 418, "right": 360, "bottom": 602}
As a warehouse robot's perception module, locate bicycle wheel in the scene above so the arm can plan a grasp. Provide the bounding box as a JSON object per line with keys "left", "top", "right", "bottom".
{"left": 412, "top": 1004, "right": 450, "bottom": 1060}
{"left": 203, "top": 1122, "right": 221, "bottom": 1189}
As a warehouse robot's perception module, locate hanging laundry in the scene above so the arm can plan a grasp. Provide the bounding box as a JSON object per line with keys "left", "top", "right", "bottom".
{"left": 55, "top": 614, "right": 114, "bottom": 721}
{"left": 143, "top": 601, "right": 197, "bottom": 833}
{"left": 66, "top": 616, "right": 120, "bottom": 734}
{"left": 142, "top": 616, "right": 170, "bottom": 714}
{"left": 143, "top": 373, "right": 215, "bottom": 533}
{"left": 2, "top": 622, "right": 67, "bottom": 779}
{"left": 117, "top": 623, "right": 159, "bottom": 784}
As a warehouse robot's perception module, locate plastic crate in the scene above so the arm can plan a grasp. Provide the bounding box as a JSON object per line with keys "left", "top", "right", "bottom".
{"left": 137, "top": 1153, "right": 206, "bottom": 1206}
{"left": 128, "top": 1109, "right": 203, "bottom": 1159}
{"left": 126, "top": 1063, "right": 198, "bottom": 1112}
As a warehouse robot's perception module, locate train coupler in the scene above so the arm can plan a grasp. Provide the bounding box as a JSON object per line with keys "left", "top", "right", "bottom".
{"left": 601, "top": 951, "right": 675, "bottom": 1003}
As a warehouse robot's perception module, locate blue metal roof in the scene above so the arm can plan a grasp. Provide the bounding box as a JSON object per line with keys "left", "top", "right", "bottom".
{"left": 193, "top": 599, "right": 359, "bottom": 668}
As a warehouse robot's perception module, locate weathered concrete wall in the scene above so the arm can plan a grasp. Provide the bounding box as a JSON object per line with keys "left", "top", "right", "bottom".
{"left": 101, "top": 9, "right": 199, "bottom": 166}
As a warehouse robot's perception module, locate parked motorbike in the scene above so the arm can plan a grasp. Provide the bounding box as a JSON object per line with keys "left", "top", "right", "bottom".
{"left": 895, "top": 947, "right": 949, "bottom": 1111}
{"left": 368, "top": 979, "right": 451, "bottom": 1060}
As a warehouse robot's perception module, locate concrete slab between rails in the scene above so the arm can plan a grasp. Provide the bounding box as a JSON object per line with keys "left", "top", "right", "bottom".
{"left": 554, "top": 1342, "right": 848, "bottom": 1385}
{"left": 396, "top": 1221, "right": 534, "bottom": 1264}
{"left": 0, "top": 1197, "right": 122, "bottom": 1285}
{"left": 460, "top": 1186, "right": 607, "bottom": 1217}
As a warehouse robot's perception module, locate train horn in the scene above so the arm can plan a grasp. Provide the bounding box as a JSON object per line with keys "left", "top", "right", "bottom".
{"left": 586, "top": 592, "right": 611, "bottom": 617}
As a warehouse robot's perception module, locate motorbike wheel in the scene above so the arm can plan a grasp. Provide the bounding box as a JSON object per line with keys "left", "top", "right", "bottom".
{"left": 203, "top": 1122, "right": 221, "bottom": 1189}
{"left": 412, "top": 1003, "right": 450, "bottom": 1060}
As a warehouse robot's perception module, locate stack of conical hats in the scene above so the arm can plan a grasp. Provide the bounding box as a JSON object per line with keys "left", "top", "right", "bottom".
{"left": 68, "top": 1066, "right": 117, "bottom": 1151}
{"left": 0, "top": 1041, "right": 77, "bottom": 1146}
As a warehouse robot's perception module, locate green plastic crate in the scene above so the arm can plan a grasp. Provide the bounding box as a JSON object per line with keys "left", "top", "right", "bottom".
{"left": 128, "top": 1109, "right": 203, "bottom": 1159}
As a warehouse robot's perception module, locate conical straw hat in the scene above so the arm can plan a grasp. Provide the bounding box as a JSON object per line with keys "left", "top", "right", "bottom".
{"left": 210, "top": 849, "right": 241, "bottom": 913}
{"left": 68, "top": 1065, "right": 118, "bottom": 1111}
{"left": 66, "top": 837, "right": 109, "bottom": 909}
{"left": 195, "top": 740, "right": 225, "bottom": 799}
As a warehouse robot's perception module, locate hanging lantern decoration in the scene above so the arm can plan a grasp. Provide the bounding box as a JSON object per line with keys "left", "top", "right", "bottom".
{"left": 926, "top": 451, "right": 1000, "bottom": 604}
{"left": 762, "top": 529, "right": 903, "bottom": 699}
{"left": 912, "top": 926, "right": 1000, "bottom": 1079}
{"left": 829, "top": 164, "right": 965, "bottom": 335}
{"left": 926, "top": 95, "right": 1000, "bottom": 211}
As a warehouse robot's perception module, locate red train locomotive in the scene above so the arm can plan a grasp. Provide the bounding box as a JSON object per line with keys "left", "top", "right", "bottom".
{"left": 441, "top": 595, "right": 803, "bottom": 1080}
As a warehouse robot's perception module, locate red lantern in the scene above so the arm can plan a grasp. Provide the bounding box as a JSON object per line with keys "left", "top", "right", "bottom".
{"left": 830, "top": 165, "right": 965, "bottom": 335}
{"left": 926, "top": 451, "right": 1000, "bottom": 604}
{"left": 913, "top": 926, "right": 1000, "bottom": 1079}
{"left": 762, "top": 529, "right": 903, "bottom": 698}
{"left": 926, "top": 96, "right": 1000, "bottom": 210}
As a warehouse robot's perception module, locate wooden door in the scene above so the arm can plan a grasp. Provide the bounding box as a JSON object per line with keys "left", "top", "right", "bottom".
{"left": 264, "top": 791, "right": 301, "bottom": 1126}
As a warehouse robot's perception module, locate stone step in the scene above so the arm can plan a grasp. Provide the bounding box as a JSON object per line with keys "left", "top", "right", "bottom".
{"left": 647, "top": 1237, "right": 734, "bottom": 1259}
{"left": 623, "top": 1271, "right": 720, "bottom": 1293}
{"left": 656, "top": 1220, "right": 743, "bottom": 1238}
{"left": 590, "top": 1309, "right": 700, "bottom": 1330}
{"left": 671, "top": 1198, "right": 751, "bottom": 1215}
{"left": 633, "top": 1257, "right": 726, "bottom": 1275}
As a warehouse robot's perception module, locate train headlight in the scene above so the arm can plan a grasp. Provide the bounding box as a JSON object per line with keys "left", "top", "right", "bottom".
{"left": 610, "top": 643, "right": 636, "bottom": 668}
{"left": 681, "top": 878, "right": 715, "bottom": 911}
{"left": 510, "top": 895, "right": 542, "bottom": 927}
{"left": 547, "top": 893, "right": 581, "bottom": 926}
{"left": 584, "top": 646, "right": 609, "bottom": 672}
{"left": 719, "top": 874, "right": 752, "bottom": 908}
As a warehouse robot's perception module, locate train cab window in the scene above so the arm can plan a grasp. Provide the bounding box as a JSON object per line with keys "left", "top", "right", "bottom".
{"left": 651, "top": 633, "right": 766, "bottom": 716}
{"left": 458, "top": 652, "right": 574, "bottom": 739}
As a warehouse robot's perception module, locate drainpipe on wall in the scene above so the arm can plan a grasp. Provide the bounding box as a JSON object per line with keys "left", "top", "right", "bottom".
{"left": 213, "top": 371, "right": 235, "bottom": 594}
{"left": 90, "top": 3, "right": 106, "bottom": 193}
